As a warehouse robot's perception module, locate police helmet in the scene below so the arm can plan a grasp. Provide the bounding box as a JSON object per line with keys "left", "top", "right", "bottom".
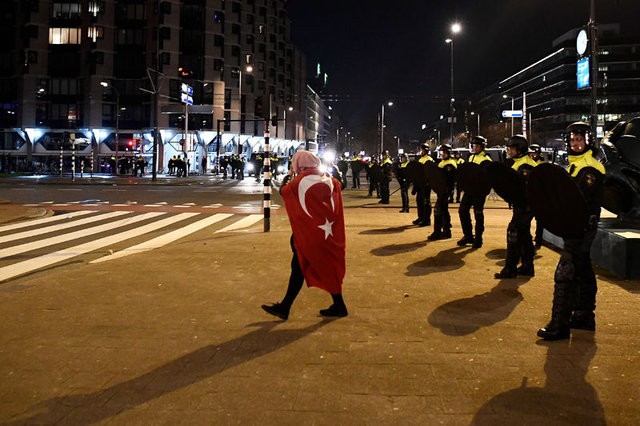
{"left": 565, "top": 121, "right": 592, "bottom": 148}
{"left": 471, "top": 135, "right": 487, "bottom": 147}
{"left": 528, "top": 143, "right": 541, "bottom": 154}
{"left": 438, "top": 143, "right": 452, "bottom": 152}
{"left": 420, "top": 142, "right": 429, "bottom": 151}
{"left": 506, "top": 134, "right": 529, "bottom": 155}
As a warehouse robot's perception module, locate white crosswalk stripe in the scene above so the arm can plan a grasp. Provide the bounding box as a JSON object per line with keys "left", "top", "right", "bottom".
{"left": 0, "top": 211, "right": 262, "bottom": 282}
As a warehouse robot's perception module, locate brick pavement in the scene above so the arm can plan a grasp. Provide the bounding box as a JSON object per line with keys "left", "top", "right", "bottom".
{"left": 0, "top": 186, "right": 639, "bottom": 425}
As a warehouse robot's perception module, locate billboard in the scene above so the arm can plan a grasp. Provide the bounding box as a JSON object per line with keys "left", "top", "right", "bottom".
{"left": 577, "top": 57, "right": 590, "bottom": 90}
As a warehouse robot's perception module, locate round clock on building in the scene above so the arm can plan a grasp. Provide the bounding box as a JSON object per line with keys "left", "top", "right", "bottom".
{"left": 576, "top": 29, "right": 588, "bottom": 56}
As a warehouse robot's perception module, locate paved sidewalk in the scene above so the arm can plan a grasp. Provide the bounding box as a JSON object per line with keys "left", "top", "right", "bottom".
{"left": 0, "top": 191, "right": 639, "bottom": 425}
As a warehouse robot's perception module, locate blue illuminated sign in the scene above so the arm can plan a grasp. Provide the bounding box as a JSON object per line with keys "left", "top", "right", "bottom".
{"left": 577, "top": 57, "right": 590, "bottom": 90}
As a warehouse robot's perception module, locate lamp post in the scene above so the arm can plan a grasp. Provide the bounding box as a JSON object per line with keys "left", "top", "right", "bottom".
{"left": 238, "top": 65, "right": 253, "bottom": 128}
{"left": 503, "top": 94, "right": 515, "bottom": 136}
{"left": 101, "top": 81, "right": 120, "bottom": 175}
{"left": 380, "top": 101, "right": 393, "bottom": 155}
{"left": 445, "top": 22, "right": 461, "bottom": 146}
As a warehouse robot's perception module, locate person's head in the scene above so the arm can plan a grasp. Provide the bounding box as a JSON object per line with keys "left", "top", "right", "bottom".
{"left": 454, "top": 151, "right": 461, "bottom": 159}
{"left": 419, "top": 143, "right": 429, "bottom": 154}
{"left": 291, "top": 150, "right": 321, "bottom": 173}
{"left": 566, "top": 122, "right": 591, "bottom": 155}
{"left": 506, "top": 134, "right": 528, "bottom": 158}
{"left": 470, "top": 136, "right": 487, "bottom": 154}
{"left": 528, "top": 143, "right": 541, "bottom": 160}
{"left": 438, "top": 144, "right": 452, "bottom": 160}
{"left": 400, "top": 153, "right": 408, "bottom": 162}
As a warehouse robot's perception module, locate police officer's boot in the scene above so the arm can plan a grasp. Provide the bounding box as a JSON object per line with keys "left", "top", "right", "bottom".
{"left": 427, "top": 215, "right": 443, "bottom": 241}
{"left": 570, "top": 310, "right": 596, "bottom": 330}
{"left": 537, "top": 282, "right": 572, "bottom": 340}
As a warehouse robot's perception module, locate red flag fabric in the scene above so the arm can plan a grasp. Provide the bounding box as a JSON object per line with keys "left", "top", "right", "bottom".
{"left": 281, "top": 170, "right": 346, "bottom": 294}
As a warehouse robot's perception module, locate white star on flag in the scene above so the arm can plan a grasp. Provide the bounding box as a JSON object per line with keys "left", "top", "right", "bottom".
{"left": 317, "top": 218, "right": 334, "bottom": 240}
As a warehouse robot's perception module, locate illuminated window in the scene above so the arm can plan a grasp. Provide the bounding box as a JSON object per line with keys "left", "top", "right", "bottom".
{"left": 88, "top": 1, "right": 105, "bottom": 16}
{"left": 49, "top": 28, "right": 81, "bottom": 45}
{"left": 87, "top": 26, "right": 104, "bottom": 42}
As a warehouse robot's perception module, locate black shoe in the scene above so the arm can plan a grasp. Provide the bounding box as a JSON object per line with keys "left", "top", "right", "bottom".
{"left": 442, "top": 230, "right": 451, "bottom": 239}
{"left": 537, "top": 324, "right": 570, "bottom": 341}
{"left": 412, "top": 218, "right": 422, "bottom": 225}
{"left": 457, "top": 235, "right": 475, "bottom": 246}
{"left": 427, "top": 232, "right": 443, "bottom": 241}
{"left": 494, "top": 268, "right": 517, "bottom": 279}
{"left": 319, "top": 304, "right": 348, "bottom": 317}
{"left": 570, "top": 311, "right": 596, "bottom": 330}
{"left": 472, "top": 237, "right": 483, "bottom": 249}
{"left": 516, "top": 265, "right": 535, "bottom": 277}
{"left": 261, "top": 303, "right": 289, "bottom": 320}
{"left": 419, "top": 220, "right": 431, "bottom": 227}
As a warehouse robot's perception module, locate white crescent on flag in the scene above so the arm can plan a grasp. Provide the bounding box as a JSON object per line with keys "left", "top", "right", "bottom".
{"left": 297, "top": 174, "right": 335, "bottom": 217}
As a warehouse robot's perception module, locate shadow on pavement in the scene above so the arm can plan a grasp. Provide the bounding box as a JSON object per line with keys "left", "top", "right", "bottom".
{"left": 405, "top": 245, "right": 471, "bottom": 276}
{"left": 359, "top": 225, "right": 413, "bottom": 235}
{"left": 371, "top": 240, "right": 427, "bottom": 256}
{"left": 471, "top": 334, "right": 604, "bottom": 425}
{"left": 6, "top": 320, "right": 332, "bottom": 425}
{"left": 428, "top": 279, "right": 527, "bottom": 336}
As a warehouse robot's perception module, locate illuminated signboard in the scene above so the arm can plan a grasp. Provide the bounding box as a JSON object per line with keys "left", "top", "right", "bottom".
{"left": 577, "top": 57, "right": 590, "bottom": 90}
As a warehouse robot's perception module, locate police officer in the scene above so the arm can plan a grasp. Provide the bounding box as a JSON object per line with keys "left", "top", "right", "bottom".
{"left": 457, "top": 136, "right": 492, "bottom": 248}
{"left": 453, "top": 150, "right": 465, "bottom": 203}
{"left": 537, "top": 122, "right": 606, "bottom": 340}
{"left": 379, "top": 151, "right": 393, "bottom": 204}
{"left": 413, "top": 143, "right": 433, "bottom": 227}
{"left": 350, "top": 153, "right": 363, "bottom": 189}
{"left": 428, "top": 144, "right": 457, "bottom": 240}
{"left": 494, "top": 135, "right": 538, "bottom": 278}
{"left": 395, "top": 153, "right": 411, "bottom": 213}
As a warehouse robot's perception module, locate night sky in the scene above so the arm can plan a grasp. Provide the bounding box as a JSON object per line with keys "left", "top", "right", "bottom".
{"left": 286, "top": 0, "right": 640, "bottom": 147}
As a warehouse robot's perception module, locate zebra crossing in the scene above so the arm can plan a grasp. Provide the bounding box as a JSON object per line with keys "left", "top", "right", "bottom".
{"left": 0, "top": 210, "right": 263, "bottom": 282}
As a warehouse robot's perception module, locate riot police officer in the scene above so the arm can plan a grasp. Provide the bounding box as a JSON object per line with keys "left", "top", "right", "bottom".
{"left": 379, "top": 151, "right": 393, "bottom": 204}
{"left": 457, "top": 136, "right": 492, "bottom": 248}
{"left": 413, "top": 143, "right": 433, "bottom": 227}
{"left": 537, "top": 122, "right": 606, "bottom": 340}
{"left": 395, "top": 153, "right": 411, "bottom": 212}
{"left": 428, "top": 144, "right": 457, "bottom": 240}
{"left": 494, "top": 135, "right": 538, "bottom": 278}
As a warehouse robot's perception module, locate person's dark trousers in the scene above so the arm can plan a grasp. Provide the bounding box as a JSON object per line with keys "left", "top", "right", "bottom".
{"left": 281, "top": 236, "right": 304, "bottom": 309}
{"left": 458, "top": 193, "right": 474, "bottom": 238}
{"left": 566, "top": 226, "right": 598, "bottom": 316}
{"left": 400, "top": 184, "right": 409, "bottom": 211}
{"left": 352, "top": 173, "right": 360, "bottom": 189}
{"left": 380, "top": 179, "right": 390, "bottom": 204}
{"left": 504, "top": 207, "right": 534, "bottom": 272}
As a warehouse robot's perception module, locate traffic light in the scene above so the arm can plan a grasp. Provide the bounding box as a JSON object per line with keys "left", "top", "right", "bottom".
{"left": 127, "top": 140, "right": 134, "bottom": 148}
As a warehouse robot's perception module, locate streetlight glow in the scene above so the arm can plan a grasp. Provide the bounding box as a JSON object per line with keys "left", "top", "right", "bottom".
{"left": 451, "top": 22, "right": 461, "bottom": 34}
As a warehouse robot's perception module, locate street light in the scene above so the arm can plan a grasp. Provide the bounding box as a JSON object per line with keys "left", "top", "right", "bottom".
{"left": 238, "top": 65, "right": 253, "bottom": 127}
{"left": 101, "top": 80, "right": 120, "bottom": 175}
{"left": 380, "top": 101, "right": 393, "bottom": 155}
{"left": 445, "top": 22, "right": 461, "bottom": 146}
{"left": 503, "top": 94, "right": 515, "bottom": 136}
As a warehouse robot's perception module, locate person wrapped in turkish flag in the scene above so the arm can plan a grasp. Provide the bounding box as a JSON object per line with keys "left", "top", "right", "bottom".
{"left": 262, "top": 150, "right": 348, "bottom": 320}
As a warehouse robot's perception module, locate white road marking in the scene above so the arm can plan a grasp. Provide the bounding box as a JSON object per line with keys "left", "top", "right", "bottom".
{"left": 0, "top": 210, "right": 94, "bottom": 233}
{"left": 215, "top": 214, "right": 262, "bottom": 233}
{"left": 91, "top": 213, "right": 232, "bottom": 263}
{"left": 0, "top": 211, "right": 129, "bottom": 244}
{"left": 0, "top": 212, "right": 173, "bottom": 282}
{"left": 0, "top": 212, "right": 162, "bottom": 260}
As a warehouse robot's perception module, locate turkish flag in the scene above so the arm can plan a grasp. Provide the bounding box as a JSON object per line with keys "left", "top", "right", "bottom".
{"left": 281, "top": 170, "right": 346, "bottom": 294}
